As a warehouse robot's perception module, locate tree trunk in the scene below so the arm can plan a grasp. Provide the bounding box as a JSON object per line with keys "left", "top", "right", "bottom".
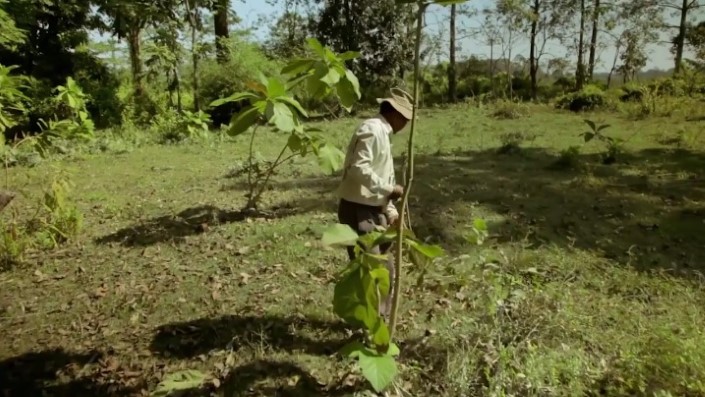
{"left": 529, "top": 0, "right": 539, "bottom": 100}
{"left": 588, "top": 0, "right": 600, "bottom": 80}
{"left": 489, "top": 38, "right": 495, "bottom": 95}
{"left": 576, "top": 0, "right": 586, "bottom": 90}
{"left": 214, "top": 0, "right": 229, "bottom": 63}
{"left": 186, "top": 0, "right": 200, "bottom": 111}
{"left": 448, "top": 4, "right": 457, "bottom": 102}
{"left": 127, "top": 26, "right": 144, "bottom": 98}
{"left": 607, "top": 38, "right": 621, "bottom": 88}
{"left": 674, "top": 0, "right": 688, "bottom": 75}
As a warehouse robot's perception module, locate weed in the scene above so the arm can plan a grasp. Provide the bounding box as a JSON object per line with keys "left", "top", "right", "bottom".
{"left": 551, "top": 145, "right": 582, "bottom": 170}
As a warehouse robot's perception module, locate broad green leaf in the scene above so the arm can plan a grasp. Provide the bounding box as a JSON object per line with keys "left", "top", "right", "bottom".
{"left": 340, "top": 340, "right": 368, "bottom": 358}
{"left": 307, "top": 76, "right": 329, "bottom": 99}
{"left": 320, "top": 68, "right": 341, "bottom": 86}
{"left": 473, "top": 219, "right": 488, "bottom": 232}
{"left": 267, "top": 77, "right": 287, "bottom": 98}
{"left": 306, "top": 37, "right": 327, "bottom": 58}
{"left": 370, "top": 267, "right": 390, "bottom": 297}
{"left": 281, "top": 59, "right": 315, "bottom": 76}
{"left": 345, "top": 70, "right": 361, "bottom": 98}
{"left": 407, "top": 240, "right": 445, "bottom": 259}
{"left": 336, "top": 80, "right": 357, "bottom": 112}
{"left": 597, "top": 124, "right": 611, "bottom": 132}
{"left": 277, "top": 96, "right": 308, "bottom": 117}
{"left": 287, "top": 132, "right": 304, "bottom": 153}
{"left": 315, "top": 143, "right": 345, "bottom": 174}
{"left": 339, "top": 51, "right": 361, "bottom": 61}
{"left": 266, "top": 101, "right": 297, "bottom": 132}
{"left": 583, "top": 132, "right": 595, "bottom": 143}
{"left": 333, "top": 268, "right": 378, "bottom": 329}
{"left": 358, "top": 351, "right": 398, "bottom": 392}
{"left": 151, "top": 370, "right": 207, "bottom": 397}
{"left": 228, "top": 106, "right": 261, "bottom": 137}
{"left": 371, "top": 317, "right": 390, "bottom": 349}
{"left": 388, "top": 343, "right": 400, "bottom": 357}
{"left": 209, "top": 92, "right": 257, "bottom": 108}
{"left": 583, "top": 119, "right": 596, "bottom": 132}
{"left": 322, "top": 223, "right": 359, "bottom": 247}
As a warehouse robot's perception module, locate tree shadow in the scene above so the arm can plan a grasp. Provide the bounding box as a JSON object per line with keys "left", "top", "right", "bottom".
{"left": 410, "top": 146, "right": 705, "bottom": 274}
{"left": 150, "top": 314, "right": 351, "bottom": 359}
{"left": 94, "top": 205, "right": 301, "bottom": 247}
{"left": 150, "top": 313, "right": 453, "bottom": 396}
{"left": 0, "top": 349, "right": 144, "bottom": 396}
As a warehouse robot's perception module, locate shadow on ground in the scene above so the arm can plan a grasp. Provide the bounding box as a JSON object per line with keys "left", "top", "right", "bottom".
{"left": 408, "top": 146, "right": 705, "bottom": 274}
{"left": 150, "top": 313, "right": 452, "bottom": 396}
{"left": 95, "top": 205, "right": 304, "bottom": 247}
{"left": 0, "top": 349, "right": 144, "bottom": 396}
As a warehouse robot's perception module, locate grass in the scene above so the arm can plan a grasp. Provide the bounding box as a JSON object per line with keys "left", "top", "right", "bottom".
{"left": 1, "top": 103, "right": 705, "bottom": 396}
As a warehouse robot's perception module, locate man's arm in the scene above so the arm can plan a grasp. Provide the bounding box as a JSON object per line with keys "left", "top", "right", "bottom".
{"left": 346, "top": 126, "right": 395, "bottom": 196}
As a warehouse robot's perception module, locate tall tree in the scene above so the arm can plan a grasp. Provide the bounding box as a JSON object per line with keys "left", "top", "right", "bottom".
{"left": 98, "top": 0, "right": 177, "bottom": 98}
{"left": 587, "top": 0, "right": 600, "bottom": 80}
{"left": 184, "top": 0, "right": 205, "bottom": 111}
{"left": 313, "top": 0, "right": 414, "bottom": 92}
{"left": 213, "top": 0, "right": 229, "bottom": 63}
{"left": 662, "top": 0, "right": 704, "bottom": 74}
{"left": 529, "top": 0, "right": 539, "bottom": 99}
{"left": 448, "top": 3, "right": 457, "bottom": 102}
{"left": 576, "top": 0, "right": 587, "bottom": 89}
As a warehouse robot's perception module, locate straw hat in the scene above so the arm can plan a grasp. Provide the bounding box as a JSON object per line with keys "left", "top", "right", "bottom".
{"left": 376, "top": 87, "right": 414, "bottom": 120}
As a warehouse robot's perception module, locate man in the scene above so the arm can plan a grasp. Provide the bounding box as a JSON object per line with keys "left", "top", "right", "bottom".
{"left": 336, "top": 90, "right": 413, "bottom": 317}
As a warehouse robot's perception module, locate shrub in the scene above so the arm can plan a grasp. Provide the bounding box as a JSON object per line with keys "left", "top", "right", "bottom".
{"left": 199, "top": 36, "right": 281, "bottom": 127}
{"left": 555, "top": 84, "right": 612, "bottom": 112}
{"left": 619, "top": 83, "right": 645, "bottom": 102}
{"left": 491, "top": 100, "right": 530, "bottom": 120}
{"left": 551, "top": 146, "right": 582, "bottom": 170}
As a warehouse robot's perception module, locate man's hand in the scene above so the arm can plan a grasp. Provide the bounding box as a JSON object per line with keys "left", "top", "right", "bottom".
{"left": 389, "top": 185, "right": 404, "bottom": 200}
{"left": 387, "top": 214, "right": 400, "bottom": 229}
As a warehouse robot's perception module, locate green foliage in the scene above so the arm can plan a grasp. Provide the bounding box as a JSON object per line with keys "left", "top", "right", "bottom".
{"left": 0, "top": 0, "right": 25, "bottom": 51}
{"left": 580, "top": 119, "right": 623, "bottom": 165}
{"left": 199, "top": 35, "right": 282, "bottom": 127}
{"left": 552, "top": 145, "right": 582, "bottom": 170}
{"left": 0, "top": 64, "right": 28, "bottom": 135}
{"left": 322, "top": 222, "right": 448, "bottom": 391}
{"left": 1, "top": 174, "right": 82, "bottom": 267}
{"left": 556, "top": 85, "right": 612, "bottom": 112}
{"left": 154, "top": 109, "right": 211, "bottom": 144}
{"left": 36, "top": 77, "right": 96, "bottom": 145}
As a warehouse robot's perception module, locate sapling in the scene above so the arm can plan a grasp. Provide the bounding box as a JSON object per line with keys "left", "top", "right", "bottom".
{"left": 321, "top": 0, "right": 470, "bottom": 392}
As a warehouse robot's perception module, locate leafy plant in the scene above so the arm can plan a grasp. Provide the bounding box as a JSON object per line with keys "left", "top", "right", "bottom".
{"left": 551, "top": 146, "right": 582, "bottom": 170}
{"left": 319, "top": 0, "right": 470, "bottom": 392}
{"left": 580, "top": 119, "right": 623, "bottom": 165}
{"left": 491, "top": 99, "right": 530, "bottom": 120}
{"left": 321, "top": 223, "right": 445, "bottom": 392}
{"left": 37, "top": 77, "right": 96, "bottom": 146}
{"left": 210, "top": 38, "right": 360, "bottom": 210}
{"left": 0, "top": 64, "right": 28, "bottom": 135}
{"left": 556, "top": 85, "right": 611, "bottom": 112}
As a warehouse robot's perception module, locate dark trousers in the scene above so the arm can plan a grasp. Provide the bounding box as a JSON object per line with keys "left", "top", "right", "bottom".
{"left": 337, "top": 199, "right": 395, "bottom": 316}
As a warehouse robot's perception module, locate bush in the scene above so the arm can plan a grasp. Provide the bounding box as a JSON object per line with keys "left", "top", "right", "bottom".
{"left": 491, "top": 100, "right": 530, "bottom": 120}
{"left": 556, "top": 85, "right": 612, "bottom": 112}
{"left": 619, "top": 83, "right": 645, "bottom": 102}
{"left": 199, "top": 36, "right": 281, "bottom": 127}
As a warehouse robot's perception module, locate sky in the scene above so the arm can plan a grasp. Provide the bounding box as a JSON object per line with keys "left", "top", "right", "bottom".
{"left": 233, "top": 0, "right": 699, "bottom": 73}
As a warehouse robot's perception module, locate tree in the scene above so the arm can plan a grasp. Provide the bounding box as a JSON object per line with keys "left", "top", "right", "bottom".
{"left": 265, "top": 11, "right": 312, "bottom": 59}
{"left": 448, "top": 4, "right": 458, "bottom": 102}
{"left": 576, "top": 0, "right": 587, "bottom": 89}
{"left": 685, "top": 20, "right": 705, "bottom": 61}
{"left": 213, "top": 0, "right": 229, "bottom": 63}
{"left": 588, "top": 0, "right": 600, "bottom": 80}
{"left": 312, "top": 0, "right": 415, "bottom": 94}
{"left": 0, "top": 0, "right": 100, "bottom": 84}
{"left": 617, "top": 29, "right": 648, "bottom": 82}
{"left": 661, "top": 0, "right": 704, "bottom": 74}
{"left": 98, "top": 0, "right": 178, "bottom": 98}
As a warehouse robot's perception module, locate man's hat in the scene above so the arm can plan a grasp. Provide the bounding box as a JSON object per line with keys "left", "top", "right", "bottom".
{"left": 376, "top": 87, "right": 414, "bottom": 120}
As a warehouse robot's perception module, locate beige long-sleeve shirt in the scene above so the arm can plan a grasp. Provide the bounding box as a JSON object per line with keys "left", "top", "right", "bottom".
{"left": 337, "top": 115, "right": 398, "bottom": 219}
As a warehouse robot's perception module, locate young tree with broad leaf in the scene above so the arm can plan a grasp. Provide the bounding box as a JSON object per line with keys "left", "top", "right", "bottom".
{"left": 320, "top": 0, "right": 479, "bottom": 393}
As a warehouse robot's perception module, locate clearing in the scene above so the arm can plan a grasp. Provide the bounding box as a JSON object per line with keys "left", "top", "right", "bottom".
{"left": 2, "top": 105, "right": 705, "bottom": 396}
